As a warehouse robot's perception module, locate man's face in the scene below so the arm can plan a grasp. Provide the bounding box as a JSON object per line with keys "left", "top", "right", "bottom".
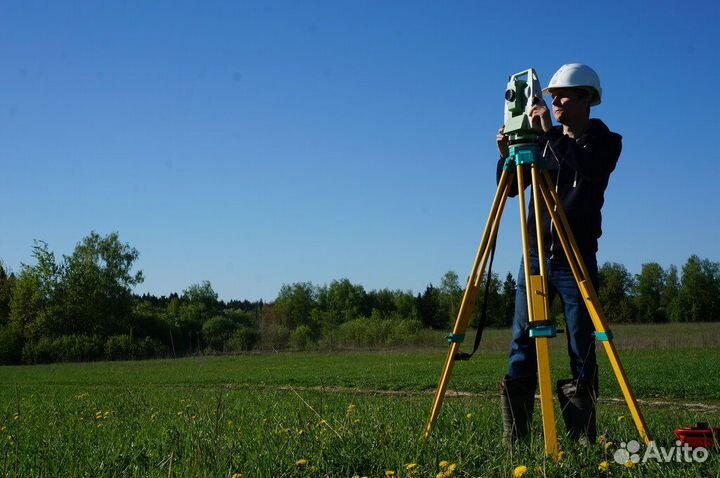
{"left": 549, "top": 88, "right": 591, "bottom": 125}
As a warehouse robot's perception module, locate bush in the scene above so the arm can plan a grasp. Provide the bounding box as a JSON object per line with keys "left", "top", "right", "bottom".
{"left": 22, "top": 337, "right": 56, "bottom": 364}
{"left": 104, "top": 335, "right": 134, "bottom": 360}
{"left": 0, "top": 325, "right": 24, "bottom": 364}
{"left": 258, "top": 323, "right": 291, "bottom": 351}
{"left": 202, "top": 315, "right": 237, "bottom": 352}
{"left": 385, "top": 319, "right": 423, "bottom": 346}
{"left": 104, "top": 335, "right": 165, "bottom": 360}
{"left": 128, "top": 310, "right": 171, "bottom": 347}
{"left": 134, "top": 336, "right": 167, "bottom": 359}
{"left": 21, "top": 335, "right": 104, "bottom": 364}
{"left": 289, "top": 325, "right": 314, "bottom": 351}
{"left": 333, "top": 318, "right": 422, "bottom": 348}
{"left": 52, "top": 335, "right": 103, "bottom": 362}
{"left": 226, "top": 326, "right": 260, "bottom": 352}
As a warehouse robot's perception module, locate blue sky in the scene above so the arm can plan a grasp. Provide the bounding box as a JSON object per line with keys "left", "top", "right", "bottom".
{"left": 2, "top": 1, "right": 718, "bottom": 301}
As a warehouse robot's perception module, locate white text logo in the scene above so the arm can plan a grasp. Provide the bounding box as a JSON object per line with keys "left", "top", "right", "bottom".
{"left": 613, "top": 440, "right": 709, "bottom": 464}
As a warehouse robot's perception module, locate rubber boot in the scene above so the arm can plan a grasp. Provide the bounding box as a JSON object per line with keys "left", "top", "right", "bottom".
{"left": 500, "top": 375, "right": 536, "bottom": 441}
{"left": 557, "top": 378, "right": 597, "bottom": 445}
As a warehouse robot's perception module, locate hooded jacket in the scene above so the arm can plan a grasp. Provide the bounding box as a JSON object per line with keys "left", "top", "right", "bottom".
{"left": 497, "top": 119, "right": 622, "bottom": 262}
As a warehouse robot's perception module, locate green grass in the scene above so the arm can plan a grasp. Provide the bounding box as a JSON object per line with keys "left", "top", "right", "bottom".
{"left": 1, "top": 323, "right": 719, "bottom": 477}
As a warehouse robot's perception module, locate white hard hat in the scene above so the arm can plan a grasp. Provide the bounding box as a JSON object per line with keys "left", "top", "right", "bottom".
{"left": 542, "top": 63, "right": 602, "bottom": 106}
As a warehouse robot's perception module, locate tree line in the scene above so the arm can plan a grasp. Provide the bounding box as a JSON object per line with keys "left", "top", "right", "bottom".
{"left": 1, "top": 232, "right": 718, "bottom": 364}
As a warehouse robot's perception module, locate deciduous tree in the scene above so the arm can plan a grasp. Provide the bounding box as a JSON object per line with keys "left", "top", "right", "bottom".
{"left": 599, "top": 262, "right": 636, "bottom": 322}
{"left": 633, "top": 263, "right": 666, "bottom": 323}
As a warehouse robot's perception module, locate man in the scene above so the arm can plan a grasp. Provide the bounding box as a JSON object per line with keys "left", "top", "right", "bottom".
{"left": 496, "top": 64, "right": 622, "bottom": 444}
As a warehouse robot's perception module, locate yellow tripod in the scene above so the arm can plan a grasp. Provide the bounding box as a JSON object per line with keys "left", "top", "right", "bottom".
{"left": 421, "top": 141, "right": 651, "bottom": 458}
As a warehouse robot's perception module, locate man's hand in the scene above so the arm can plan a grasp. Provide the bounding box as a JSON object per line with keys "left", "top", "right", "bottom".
{"left": 497, "top": 126, "right": 509, "bottom": 159}
{"left": 529, "top": 96, "right": 552, "bottom": 133}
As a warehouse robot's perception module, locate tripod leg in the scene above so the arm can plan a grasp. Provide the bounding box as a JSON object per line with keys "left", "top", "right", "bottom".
{"left": 536, "top": 171, "right": 651, "bottom": 444}
{"left": 422, "top": 169, "right": 514, "bottom": 440}
{"left": 515, "top": 165, "right": 558, "bottom": 458}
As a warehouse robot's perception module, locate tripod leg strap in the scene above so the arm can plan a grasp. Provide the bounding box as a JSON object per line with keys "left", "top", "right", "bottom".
{"left": 454, "top": 238, "right": 496, "bottom": 361}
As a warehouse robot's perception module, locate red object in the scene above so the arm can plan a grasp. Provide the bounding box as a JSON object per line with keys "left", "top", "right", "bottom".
{"left": 674, "top": 423, "right": 720, "bottom": 448}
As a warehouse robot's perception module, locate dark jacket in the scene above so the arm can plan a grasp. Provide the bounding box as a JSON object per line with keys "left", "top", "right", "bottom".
{"left": 497, "top": 119, "right": 622, "bottom": 261}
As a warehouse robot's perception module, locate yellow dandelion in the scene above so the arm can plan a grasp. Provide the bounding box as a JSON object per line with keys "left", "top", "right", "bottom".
{"left": 296, "top": 459, "right": 308, "bottom": 468}
{"left": 624, "top": 460, "right": 635, "bottom": 469}
{"left": 557, "top": 450, "right": 566, "bottom": 461}
{"left": 439, "top": 460, "right": 449, "bottom": 471}
{"left": 604, "top": 441, "right": 614, "bottom": 450}
{"left": 435, "top": 473, "right": 446, "bottom": 478}
{"left": 319, "top": 419, "right": 327, "bottom": 426}
{"left": 385, "top": 470, "right": 396, "bottom": 477}
{"left": 231, "top": 473, "right": 242, "bottom": 478}
{"left": 347, "top": 404, "right": 357, "bottom": 414}
{"left": 298, "top": 429, "right": 305, "bottom": 436}
{"left": 598, "top": 434, "right": 607, "bottom": 444}
{"left": 598, "top": 461, "right": 609, "bottom": 472}
{"left": 405, "top": 463, "right": 418, "bottom": 472}
{"left": 513, "top": 465, "right": 528, "bottom": 478}
{"left": 466, "top": 412, "right": 473, "bottom": 420}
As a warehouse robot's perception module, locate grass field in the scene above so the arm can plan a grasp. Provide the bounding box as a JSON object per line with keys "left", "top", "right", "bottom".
{"left": 1, "top": 323, "right": 719, "bottom": 477}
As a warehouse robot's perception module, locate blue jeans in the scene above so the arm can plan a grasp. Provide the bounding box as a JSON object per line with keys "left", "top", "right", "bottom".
{"left": 507, "top": 254, "right": 599, "bottom": 388}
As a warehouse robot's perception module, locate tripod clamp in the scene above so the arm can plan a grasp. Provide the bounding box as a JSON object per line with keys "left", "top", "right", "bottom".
{"left": 527, "top": 320, "right": 562, "bottom": 338}
{"left": 446, "top": 332, "right": 465, "bottom": 343}
{"left": 504, "top": 142, "right": 547, "bottom": 171}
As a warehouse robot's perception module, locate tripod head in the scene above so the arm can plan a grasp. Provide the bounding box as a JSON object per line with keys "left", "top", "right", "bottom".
{"left": 503, "top": 68, "right": 542, "bottom": 146}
